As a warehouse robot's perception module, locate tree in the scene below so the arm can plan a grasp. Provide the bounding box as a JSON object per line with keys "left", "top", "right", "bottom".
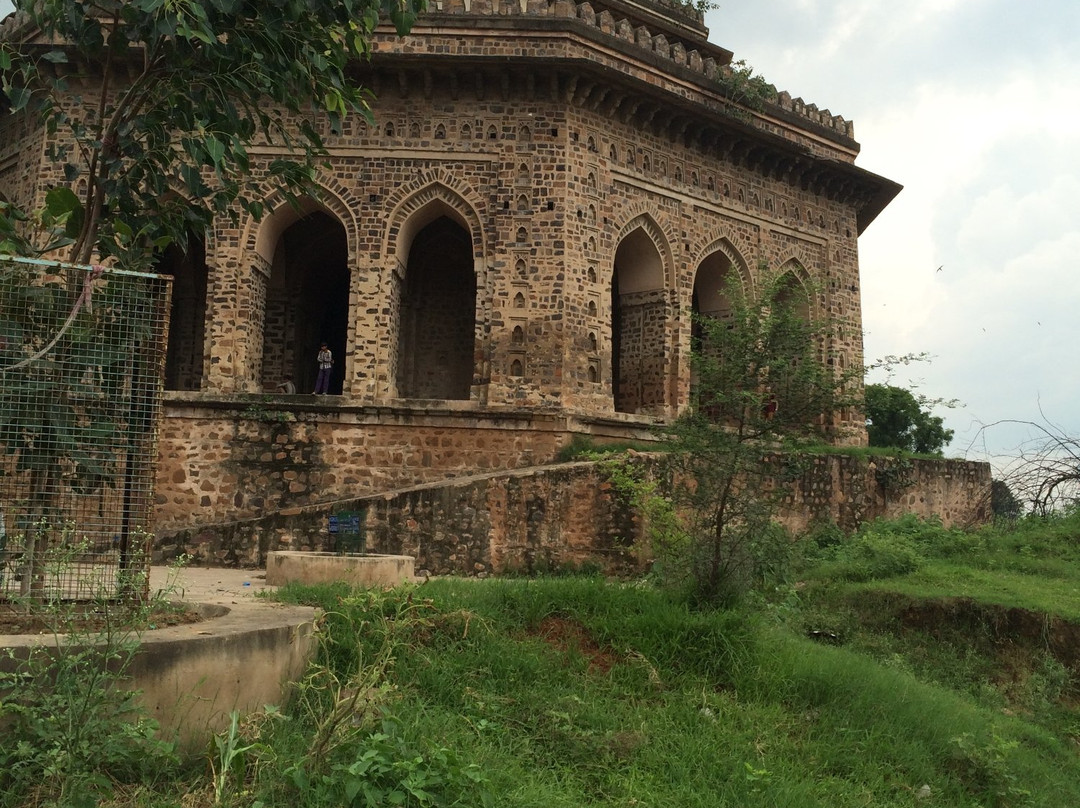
{"left": 644, "top": 272, "right": 859, "bottom": 605}
{"left": 987, "top": 418, "right": 1080, "bottom": 516}
{"left": 0, "top": 0, "right": 424, "bottom": 266}
{"left": 0, "top": 0, "right": 423, "bottom": 599}
{"left": 865, "top": 383, "right": 953, "bottom": 456}
{"left": 990, "top": 479, "right": 1022, "bottom": 520}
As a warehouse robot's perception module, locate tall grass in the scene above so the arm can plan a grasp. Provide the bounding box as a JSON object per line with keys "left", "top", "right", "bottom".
{"left": 261, "top": 573, "right": 1080, "bottom": 807}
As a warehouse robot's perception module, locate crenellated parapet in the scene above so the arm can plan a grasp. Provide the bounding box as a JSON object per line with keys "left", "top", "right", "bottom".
{"left": 421, "top": 0, "right": 855, "bottom": 140}
{"left": 0, "top": 1, "right": 854, "bottom": 141}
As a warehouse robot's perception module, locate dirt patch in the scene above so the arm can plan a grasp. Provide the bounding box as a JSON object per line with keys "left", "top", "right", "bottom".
{"left": 894, "top": 596, "right": 1080, "bottom": 672}
{"left": 0, "top": 601, "right": 205, "bottom": 636}
{"left": 530, "top": 615, "right": 620, "bottom": 675}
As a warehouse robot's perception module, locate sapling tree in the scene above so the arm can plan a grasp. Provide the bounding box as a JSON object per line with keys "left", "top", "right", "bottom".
{"left": 650, "top": 272, "right": 860, "bottom": 604}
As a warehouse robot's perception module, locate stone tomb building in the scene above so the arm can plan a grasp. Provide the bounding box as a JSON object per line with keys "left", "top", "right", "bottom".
{"left": 0, "top": 0, "right": 902, "bottom": 541}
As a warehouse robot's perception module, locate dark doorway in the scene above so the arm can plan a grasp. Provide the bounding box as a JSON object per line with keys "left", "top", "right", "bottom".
{"left": 155, "top": 234, "right": 208, "bottom": 391}
{"left": 396, "top": 216, "right": 476, "bottom": 400}
{"left": 261, "top": 212, "right": 349, "bottom": 394}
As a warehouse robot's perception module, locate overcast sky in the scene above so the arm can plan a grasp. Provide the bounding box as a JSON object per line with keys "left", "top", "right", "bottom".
{"left": 708, "top": 1, "right": 1080, "bottom": 468}
{"left": 3, "top": 0, "right": 1077, "bottom": 468}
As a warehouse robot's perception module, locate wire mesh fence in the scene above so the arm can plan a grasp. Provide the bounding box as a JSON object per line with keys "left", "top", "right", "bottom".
{"left": 0, "top": 255, "right": 171, "bottom": 603}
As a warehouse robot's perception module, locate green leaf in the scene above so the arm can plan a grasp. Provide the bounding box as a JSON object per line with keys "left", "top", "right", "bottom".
{"left": 44, "top": 186, "right": 81, "bottom": 219}
{"left": 5, "top": 86, "right": 31, "bottom": 113}
{"left": 204, "top": 135, "right": 226, "bottom": 167}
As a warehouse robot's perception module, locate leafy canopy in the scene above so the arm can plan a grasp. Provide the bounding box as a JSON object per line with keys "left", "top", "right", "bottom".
{"left": 865, "top": 382, "right": 954, "bottom": 456}
{"left": 0, "top": 0, "right": 424, "bottom": 265}
{"left": 650, "top": 272, "right": 860, "bottom": 604}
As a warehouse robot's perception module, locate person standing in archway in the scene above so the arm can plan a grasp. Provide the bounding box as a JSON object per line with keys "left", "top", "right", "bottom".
{"left": 314, "top": 341, "right": 333, "bottom": 394}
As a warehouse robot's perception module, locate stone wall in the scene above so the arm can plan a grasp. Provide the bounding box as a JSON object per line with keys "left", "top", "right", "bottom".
{"left": 155, "top": 454, "right": 992, "bottom": 574}
{"left": 156, "top": 393, "right": 661, "bottom": 535}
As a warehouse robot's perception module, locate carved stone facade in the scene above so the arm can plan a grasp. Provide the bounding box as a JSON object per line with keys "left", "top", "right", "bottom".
{"left": 1, "top": 0, "right": 902, "bottom": 537}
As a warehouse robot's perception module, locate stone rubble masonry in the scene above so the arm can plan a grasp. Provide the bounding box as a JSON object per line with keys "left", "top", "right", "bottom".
{"left": 154, "top": 454, "right": 992, "bottom": 574}
{"left": 2, "top": 0, "right": 909, "bottom": 547}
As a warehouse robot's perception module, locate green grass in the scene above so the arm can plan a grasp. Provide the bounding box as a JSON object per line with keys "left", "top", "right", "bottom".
{"left": 23, "top": 512, "right": 1080, "bottom": 808}
{"left": 251, "top": 567, "right": 1080, "bottom": 808}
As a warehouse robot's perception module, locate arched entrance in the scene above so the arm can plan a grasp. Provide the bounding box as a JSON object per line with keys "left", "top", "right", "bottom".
{"left": 395, "top": 215, "right": 476, "bottom": 400}
{"left": 260, "top": 211, "right": 349, "bottom": 394}
{"left": 611, "top": 226, "right": 666, "bottom": 414}
{"left": 690, "top": 249, "right": 743, "bottom": 407}
{"left": 774, "top": 271, "right": 811, "bottom": 324}
{"left": 155, "top": 234, "right": 208, "bottom": 391}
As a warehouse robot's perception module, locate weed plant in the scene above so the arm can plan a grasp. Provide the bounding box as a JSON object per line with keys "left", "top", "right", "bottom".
{"left": 0, "top": 591, "right": 180, "bottom": 807}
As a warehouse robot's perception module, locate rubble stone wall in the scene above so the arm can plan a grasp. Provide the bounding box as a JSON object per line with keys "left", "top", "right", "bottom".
{"left": 155, "top": 453, "right": 992, "bottom": 574}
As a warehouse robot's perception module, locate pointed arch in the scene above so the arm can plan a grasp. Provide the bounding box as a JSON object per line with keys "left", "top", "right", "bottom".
{"left": 773, "top": 259, "right": 813, "bottom": 323}
{"left": 235, "top": 183, "right": 360, "bottom": 394}
{"left": 383, "top": 177, "right": 487, "bottom": 267}
{"left": 258, "top": 205, "right": 350, "bottom": 394}
{"left": 384, "top": 179, "right": 485, "bottom": 401}
{"left": 611, "top": 212, "right": 674, "bottom": 415}
{"left": 688, "top": 239, "right": 751, "bottom": 408}
{"left": 692, "top": 239, "right": 750, "bottom": 318}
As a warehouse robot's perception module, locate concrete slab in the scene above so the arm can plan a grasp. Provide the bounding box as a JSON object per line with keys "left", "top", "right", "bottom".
{"left": 265, "top": 551, "right": 415, "bottom": 588}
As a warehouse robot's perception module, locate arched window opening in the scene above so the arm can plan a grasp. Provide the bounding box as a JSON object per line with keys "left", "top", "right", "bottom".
{"left": 519, "top": 124, "right": 532, "bottom": 141}
{"left": 461, "top": 122, "right": 472, "bottom": 139}
{"left": 691, "top": 250, "right": 741, "bottom": 411}
{"left": 515, "top": 258, "right": 528, "bottom": 278}
{"left": 587, "top": 236, "right": 596, "bottom": 253}
{"left": 510, "top": 358, "right": 524, "bottom": 377}
{"left": 156, "top": 233, "right": 209, "bottom": 391}
{"left": 775, "top": 272, "right": 811, "bottom": 324}
{"left": 396, "top": 215, "right": 476, "bottom": 400}
{"left": 612, "top": 226, "right": 666, "bottom": 414}
{"left": 384, "top": 122, "right": 395, "bottom": 137}
{"left": 609, "top": 144, "right": 618, "bottom": 162}
{"left": 588, "top": 332, "right": 598, "bottom": 352}
{"left": 514, "top": 291, "right": 526, "bottom": 308}
{"left": 409, "top": 122, "right": 421, "bottom": 138}
{"left": 587, "top": 300, "right": 597, "bottom": 317}
{"left": 516, "top": 226, "right": 529, "bottom": 243}
{"left": 512, "top": 325, "right": 525, "bottom": 345}
{"left": 518, "top": 163, "right": 530, "bottom": 182}
{"left": 487, "top": 124, "right": 498, "bottom": 140}
{"left": 516, "top": 194, "right": 529, "bottom": 212}
{"left": 587, "top": 135, "right": 597, "bottom": 152}
{"left": 261, "top": 211, "right": 350, "bottom": 395}
{"left": 587, "top": 266, "right": 597, "bottom": 283}
{"left": 587, "top": 364, "right": 599, "bottom": 383}
{"left": 434, "top": 123, "right": 446, "bottom": 139}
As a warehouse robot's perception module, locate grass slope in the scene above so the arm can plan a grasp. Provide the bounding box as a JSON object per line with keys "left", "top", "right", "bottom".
{"left": 7, "top": 513, "right": 1080, "bottom": 807}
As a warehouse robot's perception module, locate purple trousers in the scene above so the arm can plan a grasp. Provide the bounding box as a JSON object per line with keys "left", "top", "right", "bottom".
{"left": 314, "top": 366, "right": 332, "bottom": 394}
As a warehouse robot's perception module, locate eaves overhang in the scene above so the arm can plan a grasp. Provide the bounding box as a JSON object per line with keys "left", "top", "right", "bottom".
{"left": 364, "top": 49, "right": 902, "bottom": 234}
